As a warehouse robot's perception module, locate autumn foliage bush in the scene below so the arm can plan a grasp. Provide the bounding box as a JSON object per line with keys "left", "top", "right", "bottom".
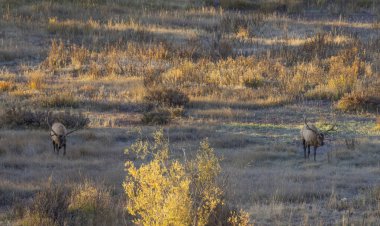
{"left": 124, "top": 129, "right": 251, "bottom": 226}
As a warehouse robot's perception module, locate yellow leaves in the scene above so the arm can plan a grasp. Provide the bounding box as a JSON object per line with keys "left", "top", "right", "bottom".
{"left": 195, "top": 139, "right": 221, "bottom": 184}
{"left": 124, "top": 130, "right": 192, "bottom": 226}
{"left": 124, "top": 157, "right": 192, "bottom": 226}
{"left": 124, "top": 131, "right": 232, "bottom": 226}
{"left": 124, "top": 139, "right": 149, "bottom": 159}
{"left": 228, "top": 210, "right": 252, "bottom": 226}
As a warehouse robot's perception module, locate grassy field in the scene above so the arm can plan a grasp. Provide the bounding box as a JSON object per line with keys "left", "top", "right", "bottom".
{"left": 0, "top": 0, "right": 380, "bottom": 225}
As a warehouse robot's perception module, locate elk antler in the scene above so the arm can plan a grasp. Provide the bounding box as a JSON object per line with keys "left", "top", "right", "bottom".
{"left": 66, "top": 117, "right": 89, "bottom": 136}
{"left": 323, "top": 123, "right": 337, "bottom": 133}
{"left": 66, "top": 121, "right": 79, "bottom": 136}
{"left": 304, "top": 116, "right": 319, "bottom": 134}
{"left": 46, "top": 111, "right": 58, "bottom": 136}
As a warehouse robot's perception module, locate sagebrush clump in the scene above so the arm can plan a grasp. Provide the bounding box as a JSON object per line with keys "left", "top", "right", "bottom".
{"left": 18, "top": 180, "right": 122, "bottom": 226}
{"left": 144, "top": 87, "right": 189, "bottom": 107}
{"left": 20, "top": 181, "right": 69, "bottom": 226}
{"left": 0, "top": 107, "right": 88, "bottom": 129}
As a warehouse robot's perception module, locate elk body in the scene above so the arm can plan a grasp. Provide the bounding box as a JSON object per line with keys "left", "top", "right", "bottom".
{"left": 47, "top": 116, "right": 79, "bottom": 156}
{"left": 300, "top": 118, "right": 325, "bottom": 161}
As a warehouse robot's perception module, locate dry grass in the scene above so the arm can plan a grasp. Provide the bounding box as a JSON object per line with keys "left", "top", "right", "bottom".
{"left": 0, "top": 0, "right": 380, "bottom": 225}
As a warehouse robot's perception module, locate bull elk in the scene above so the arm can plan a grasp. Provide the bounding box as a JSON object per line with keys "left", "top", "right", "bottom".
{"left": 47, "top": 113, "right": 81, "bottom": 156}
{"left": 301, "top": 117, "right": 336, "bottom": 161}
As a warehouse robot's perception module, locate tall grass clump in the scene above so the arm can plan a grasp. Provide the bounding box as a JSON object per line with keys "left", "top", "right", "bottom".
{"left": 68, "top": 181, "right": 116, "bottom": 226}
{"left": 18, "top": 179, "right": 121, "bottom": 226}
{"left": 19, "top": 181, "right": 69, "bottom": 226}
{"left": 27, "top": 70, "right": 46, "bottom": 90}
{"left": 40, "top": 92, "right": 79, "bottom": 108}
{"left": 124, "top": 129, "right": 252, "bottom": 226}
{"left": 304, "top": 46, "right": 371, "bottom": 100}
{"left": 42, "top": 40, "right": 90, "bottom": 71}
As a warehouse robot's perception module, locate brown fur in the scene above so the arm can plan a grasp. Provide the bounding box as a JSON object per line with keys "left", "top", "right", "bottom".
{"left": 50, "top": 122, "right": 68, "bottom": 155}
{"left": 301, "top": 120, "right": 324, "bottom": 161}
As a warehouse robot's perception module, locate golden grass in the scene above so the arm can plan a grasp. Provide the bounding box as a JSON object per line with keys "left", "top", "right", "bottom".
{"left": 48, "top": 17, "right": 100, "bottom": 35}
{"left": 27, "top": 70, "right": 46, "bottom": 90}
{"left": 376, "top": 117, "right": 380, "bottom": 130}
{"left": 0, "top": 0, "right": 380, "bottom": 225}
{"left": 0, "top": 81, "right": 15, "bottom": 92}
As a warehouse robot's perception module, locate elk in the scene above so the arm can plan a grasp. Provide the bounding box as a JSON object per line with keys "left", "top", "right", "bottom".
{"left": 47, "top": 114, "right": 80, "bottom": 156}
{"left": 301, "top": 117, "right": 335, "bottom": 161}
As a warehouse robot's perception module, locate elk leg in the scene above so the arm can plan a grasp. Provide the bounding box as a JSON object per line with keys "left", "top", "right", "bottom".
{"left": 303, "top": 139, "right": 306, "bottom": 159}
{"left": 52, "top": 141, "right": 56, "bottom": 153}
{"left": 307, "top": 145, "right": 310, "bottom": 159}
{"left": 314, "top": 147, "right": 317, "bottom": 161}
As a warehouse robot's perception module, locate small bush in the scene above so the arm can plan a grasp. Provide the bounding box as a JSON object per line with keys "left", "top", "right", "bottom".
{"left": 141, "top": 108, "right": 171, "bottom": 125}
{"left": 68, "top": 181, "right": 114, "bottom": 226}
{"left": 336, "top": 91, "right": 380, "bottom": 112}
{"left": 336, "top": 92, "right": 369, "bottom": 112}
{"left": 243, "top": 77, "right": 264, "bottom": 89}
{"left": 0, "top": 107, "right": 89, "bottom": 129}
{"left": 227, "top": 209, "right": 251, "bottom": 226}
{"left": 144, "top": 87, "right": 189, "bottom": 107}
{"left": 21, "top": 181, "right": 69, "bottom": 226}
{"left": 124, "top": 130, "right": 252, "bottom": 226}
{"left": 0, "top": 107, "right": 46, "bottom": 129}
{"left": 40, "top": 93, "right": 79, "bottom": 108}
{"left": 19, "top": 180, "right": 121, "bottom": 226}
{"left": 141, "top": 107, "right": 185, "bottom": 125}
{"left": 124, "top": 130, "right": 192, "bottom": 225}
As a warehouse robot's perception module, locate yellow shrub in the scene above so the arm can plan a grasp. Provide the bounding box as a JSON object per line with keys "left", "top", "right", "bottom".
{"left": 190, "top": 139, "right": 223, "bottom": 226}
{"left": 124, "top": 130, "right": 192, "bottom": 225}
{"left": 124, "top": 130, "right": 235, "bottom": 226}
{"left": 228, "top": 210, "right": 251, "bottom": 226}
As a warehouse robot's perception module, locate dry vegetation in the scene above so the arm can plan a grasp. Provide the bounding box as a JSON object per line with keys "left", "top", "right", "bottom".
{"left": 0, "top": 0, "right": 380, "bottom": 225}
